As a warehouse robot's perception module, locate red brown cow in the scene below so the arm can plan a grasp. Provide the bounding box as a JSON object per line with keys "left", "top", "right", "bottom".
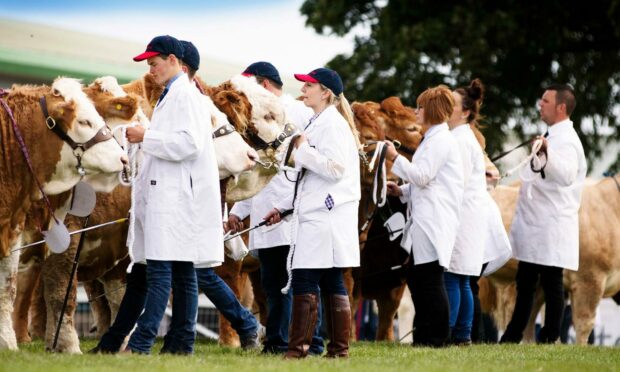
{"left": 1, "top": 78, "right": 125, "bottom": 350}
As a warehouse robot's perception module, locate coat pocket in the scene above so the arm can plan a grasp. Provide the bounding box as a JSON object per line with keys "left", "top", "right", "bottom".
{"left": 147, "top": 176, "right": 180, "bottom": 214}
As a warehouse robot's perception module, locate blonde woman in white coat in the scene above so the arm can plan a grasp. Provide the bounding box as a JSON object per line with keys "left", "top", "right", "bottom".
{"left": 501, "top": 84, "right": 587, "bottom": 344}
{"left": 264, "top": 68, "right": 361, "bottom": 359}
{"left": 444, "top": 79, "right": 487, "bottom": 345}
{"left": 385, "top": 85, "right": 464, "bottom": 347}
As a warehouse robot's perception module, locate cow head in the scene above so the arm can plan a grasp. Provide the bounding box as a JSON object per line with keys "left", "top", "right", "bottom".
{"left": 44, "top": 78, "right": 126, "bottom": 194}
{"left": 209, "top": 75, "right": 289, "bottom": 202}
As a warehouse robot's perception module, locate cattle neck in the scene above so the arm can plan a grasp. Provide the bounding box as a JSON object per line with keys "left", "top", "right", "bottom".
{"left": 39, "top": 95, "right": 114, "bottom": 177}
{"left": 0, "top": 89, "right": 60, "bottom": 225}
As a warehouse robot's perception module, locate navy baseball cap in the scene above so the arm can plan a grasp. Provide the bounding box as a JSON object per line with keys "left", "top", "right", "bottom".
{"left": 133, "top": 35, "right": 184, "bottom": 62}
{"left": 242, "top": 61, "right": 283, "bottom": 86}
{"left": 180, "top": 40, "right": 200, "bottom": 71}
{"left": 294, "top": 68, "right": 343, "bottom": 96}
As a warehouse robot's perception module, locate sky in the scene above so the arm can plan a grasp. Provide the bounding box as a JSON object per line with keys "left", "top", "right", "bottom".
{"left": 0, "top": 0, "right": 359, "bottom": 76}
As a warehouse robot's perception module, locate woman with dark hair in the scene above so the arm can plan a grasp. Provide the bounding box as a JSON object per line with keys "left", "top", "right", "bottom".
{"left": 385, "top": 85, "right": 464, "bottom": 347}
{"left": 444, "top": 79, "right": 488, "bottom": 345}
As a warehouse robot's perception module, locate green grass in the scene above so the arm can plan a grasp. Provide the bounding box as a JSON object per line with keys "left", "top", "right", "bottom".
{"left": 1, "top": 339, "right": 619, "bottom": 372}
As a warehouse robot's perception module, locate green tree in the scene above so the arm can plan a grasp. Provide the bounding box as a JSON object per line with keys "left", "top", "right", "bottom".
{"left": 301, "top": 0, "right": 620, "bottom": 172}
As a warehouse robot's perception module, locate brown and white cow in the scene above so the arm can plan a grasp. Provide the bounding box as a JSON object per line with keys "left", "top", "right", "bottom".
{"left": 0, "top": 78, "right": 126, "bottom": 350}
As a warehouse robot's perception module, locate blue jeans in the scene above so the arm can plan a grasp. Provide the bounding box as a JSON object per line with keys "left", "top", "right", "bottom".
{"left": 97, "top": 263, "right": 148, "bottom": 352}
{"left": 444, "top": 272, "right": 474, "bottom": 342}
{"left": 261, "top": 247, "right": 323, "bottom": 354}
{"left": 195, "top": 267, "right": 257, "bottom": 339}
{"left": 127, "top": 260, "right": 198, "bottom": 354}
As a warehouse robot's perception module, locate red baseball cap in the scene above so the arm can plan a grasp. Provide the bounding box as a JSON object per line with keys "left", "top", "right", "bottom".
{"left": 133, "top": 35, "right": 184, "bottom": 62}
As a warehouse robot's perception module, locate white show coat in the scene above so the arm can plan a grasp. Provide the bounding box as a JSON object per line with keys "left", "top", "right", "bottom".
{"left": 392, "top": 123, "right": 464, "bottom": 269}
{"left": 274, "top": 105, "right": 360, "bottom": 269}
{"left": 131, "top": 74, "right": 223, "bottom": 266}
{"left": 481, "top": 191, "right": 512, "bottom": 276}
{"left": 229, "top": 94, "right": 313, "bottom": 250}
{"left": 448, "top": 124, "right": 486, "bottom": 276}
{"left": 510, "top": 119, "right": 586, "bottom": 271}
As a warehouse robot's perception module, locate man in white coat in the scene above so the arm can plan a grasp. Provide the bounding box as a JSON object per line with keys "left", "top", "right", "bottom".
{"left": 124, "top": 35, "right": 223, "bottom": 355}
{"left": 501, "top": 84, "right": 587, "bottom": 344}
{"left": 230, "top": 61, "right": 324, "bottom": 354}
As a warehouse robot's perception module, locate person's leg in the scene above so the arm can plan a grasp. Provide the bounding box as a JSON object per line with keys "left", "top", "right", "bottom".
{"left": 161, "top": 261, "right": 198, "bottom": 354}
{"left": 408, "top": 261, "right": 450, "bottom": 347}
{"left": 127, "top": 260, "right": 173, "bottom": 354}
{"left": 500, "top": 261, "right": 539, "bottom": 343}
{"left": 286, "top": 268, "right": 321, "bottom": 359}
{"left": 319, "top": 267, "right": 350, "bottom": 358}
{"left": 537, "top": 265, "right": 564, "bottom": 343}
{"left": 94, "top": 263, "right": 148, "bottom": 353}
{"left": 258, "top": 246, "right": 291, "bottom": 354}
{"left": 453, "top": 275, "right": 474, "bottom": 344}
{"left": 443, "top": 272, "right": 461, "bottom": 330}
{"left": 195, "top": 267, "right": 259, "bottom": 348}
{"left": 470, "top": 274, "right": 483, "bottom": 343}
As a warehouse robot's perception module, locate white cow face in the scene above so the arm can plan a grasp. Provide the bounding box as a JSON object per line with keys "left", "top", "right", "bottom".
{"left": 230, "top": 74, "right": 286, "bottom": 144}
{"left": 202, "top": 95, "right": 258, "bottom": 179}
{"left": 44, "top": 78, "right": 126, "bottom": 194}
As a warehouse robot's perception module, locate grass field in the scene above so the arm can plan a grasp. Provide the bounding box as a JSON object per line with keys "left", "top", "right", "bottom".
{"left": 2, "top": 339, "right": 619, "bottom": 372}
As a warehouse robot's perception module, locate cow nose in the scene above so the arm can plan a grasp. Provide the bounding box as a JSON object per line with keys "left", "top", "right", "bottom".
{"left": 120, "top": 154, "right": 129, "bottom": 165}
{"left": 247, "top": 149, "right": 259, "bottom": 163}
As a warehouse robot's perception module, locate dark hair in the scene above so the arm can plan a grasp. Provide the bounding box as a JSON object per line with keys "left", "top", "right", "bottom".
{"left": 255, "top": 76, "right": 283, "bottom": 91}
{"left": 180, "top": 61, "right": 197, "bottom": 80}
{"left": 545, "top": 83, "right": 577, "bottom": 116}
{"left": 455, "top": 78, "right": 484, "bottom": 127}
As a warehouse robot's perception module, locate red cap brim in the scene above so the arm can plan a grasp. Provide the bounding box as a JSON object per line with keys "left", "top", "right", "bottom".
{"left": 294, "top": 74, "right": 319, "bottom": 83}
{"left": 241, "top": 72, "right": 254, "bottom": 77}
{"left": 133, "top": 51, "right": 161, "bottom": 62}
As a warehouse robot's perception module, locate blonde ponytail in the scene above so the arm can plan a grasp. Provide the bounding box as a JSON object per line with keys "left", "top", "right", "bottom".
{"left": 328, "top": 92, "right": 362, "bottom": 151}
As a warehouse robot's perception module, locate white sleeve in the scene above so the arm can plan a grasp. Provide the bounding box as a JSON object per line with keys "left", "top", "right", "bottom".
{"left": 229, "top": 199, "right": 252, "bottom": 220}
{"left": 391, "top": 142, "right": 448, "bottom": 187}
{"left": 543, "top": 141, "right": 580, "bottom": 186}
{"left": 399, "top": 183, "right": 411, "bottom": 203}
{"left": 294, "top": 123, "right": 348, "bottom": 182}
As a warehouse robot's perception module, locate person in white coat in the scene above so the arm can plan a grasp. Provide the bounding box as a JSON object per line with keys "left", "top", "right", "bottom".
{"left": 124, "top": 35, "right": 223, "bottom": 355}
{"left": 230, "top": 61, "right": 324, "bottom": 355}
{"left": 385, "top": 85, "right": 464, "bottom": 347}
{"left": 444, "top": 79, "right": 487, "bottom": 345}
{"left": 264, "top": 67, "right": 361, "bottom": 358}
{"left": 501, "top": 83, "right": 587, "bottom": 344}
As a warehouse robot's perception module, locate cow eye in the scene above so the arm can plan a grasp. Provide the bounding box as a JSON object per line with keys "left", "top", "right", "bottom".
{"left": 407, "top": 127, "right": 418, "bottom": 132}
{"left": 79, "top": 119, "right": 92, "bottom": 127}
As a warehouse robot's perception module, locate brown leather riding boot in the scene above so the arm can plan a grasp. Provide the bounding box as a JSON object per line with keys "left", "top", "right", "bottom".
{"left": 324, "top": 294, "right": 352, "bottom": 358}
{"left": 285, "top": 293, "right": 318, "bottom": 359}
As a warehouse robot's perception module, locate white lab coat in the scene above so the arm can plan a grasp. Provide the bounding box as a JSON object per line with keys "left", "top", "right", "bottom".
{"left": 131, "top": 74, "right": 223, "bottom": 266}
{"left": 393, "top": 123, "right": 464, "bottom": 269}
{"left": 229, "top": 94, "right": 313, "bottom": 250}
{"left": 448, "top": 124, "right": 486, "bottom": 276}
{"left": 510, "top": 119, "right": 587, "bottom": 271}
{"left": 481, "top": 191, "right": 512, "bottom": 276}
{"left": 274, "top": 105, "right": 360, "bottom": 269}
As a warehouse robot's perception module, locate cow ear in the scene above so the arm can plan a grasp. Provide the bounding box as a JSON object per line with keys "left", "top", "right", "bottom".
{"left": 106, "top": 95, "right": 138, "bottom": 120}
{"left": 51, "top": 100, "right": 76, "bottom": 126}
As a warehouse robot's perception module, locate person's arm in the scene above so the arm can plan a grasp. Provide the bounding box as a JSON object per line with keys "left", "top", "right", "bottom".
{"left": 293, "top": 124, "right": 348, "bottom": 182}
{"left": 543, "top": 141, "right": 580, "bottom": 186}
{"left": 142, "top": 94, "right": 206, "bottom": 161}
{"left": 399, "top": 184, "right": 411, "bottom": 203}
{"left": 229, "top": 199, "right": 251, "bottom": 221}
{"left": 391, "top": 139, "right": 448, "bottom": 187}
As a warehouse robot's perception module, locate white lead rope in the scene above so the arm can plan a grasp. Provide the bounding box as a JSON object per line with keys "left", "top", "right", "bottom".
{"left": 503, "top": 138, "right": 545, "bottom": 199}
{"left": 368, "top": 141, "right": 387, "bottom": 208}
{"left": 112, "top": 124, "right": 141, "bottom": 270}
{"left": 281, "top": 174, "right": 306, "bottom": 295}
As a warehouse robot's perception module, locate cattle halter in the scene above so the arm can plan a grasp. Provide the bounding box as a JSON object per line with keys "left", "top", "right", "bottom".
{"left": 39, "top": 95, "right": 115, "bottom": 177}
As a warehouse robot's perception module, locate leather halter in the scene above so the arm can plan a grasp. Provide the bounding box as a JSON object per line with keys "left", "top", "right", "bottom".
{"left": 39, "top": 96, "right": 114, "bottom": 153}
{"left": 212, "top": 124, "right": 236, "bottom": 139}
{"left": 246, "top": 122, "right": 297, "bottom": 151}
